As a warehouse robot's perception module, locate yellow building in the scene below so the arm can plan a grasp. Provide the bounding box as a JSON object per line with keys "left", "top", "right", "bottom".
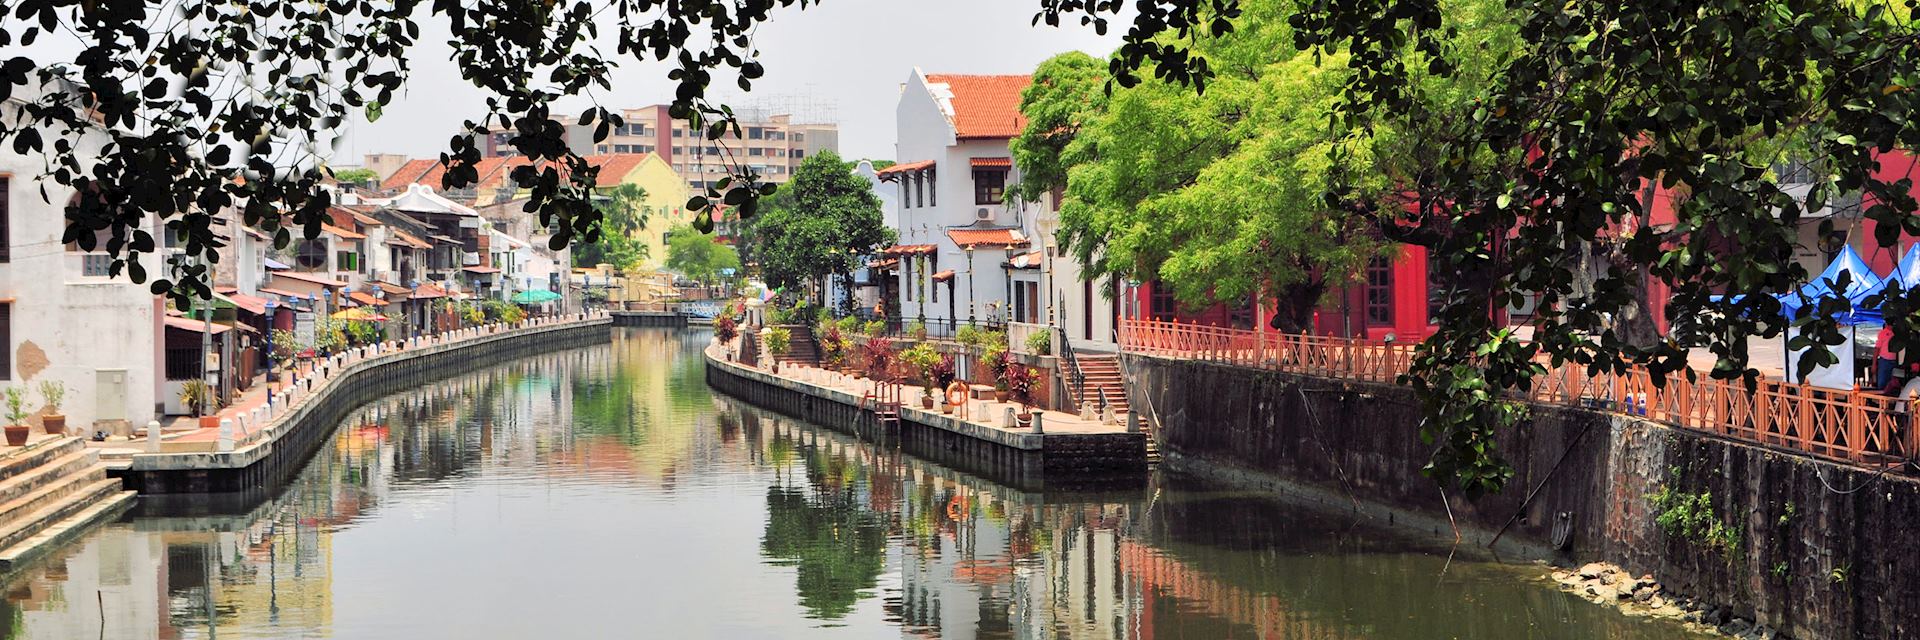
{"left": 381, "top": 153, "right": 692, "bottom": 271}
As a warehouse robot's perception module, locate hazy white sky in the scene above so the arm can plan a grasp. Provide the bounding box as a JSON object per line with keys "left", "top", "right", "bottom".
{"left": 330, "top": 0, "right": 1121, "bottom": 164}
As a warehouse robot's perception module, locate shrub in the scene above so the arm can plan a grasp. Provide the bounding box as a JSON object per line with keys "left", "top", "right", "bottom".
{"left": 4, "top": 386, "right": 28, "bottom": 425}
{"left": 271, "top": 329, "right": 304, "bottom": 364}
{"left": 1004, "top": 364, "right": 1038, "bottom": 408}
{"left": 765, "top": 327, "right": 791, "bottom": 356}
{"left": 955, "top": 325, "right": 984, "bottom": 350}
{"left": 1024, "top": 330, "right": 1051, "bottom": 356}
{"left": 908, "top": 321, "right": 927, "bottom": 340}
{"left": 988, "top": 348, "right": 1014, "bottom": 390}
{"left": 820, "top": 324, "right": 846, "bottom": 367}
{"left": 930, "top": 353, "right": 957, "bottom": 389}
{"left": 37, "top": 380, "right": 65, "bottom": 413}
{"left": 714, "top": 314, "right": 739, "bottom": 343}
{"left": 835, "top": 316, "right": 860, "bottom": 336}
{"left": 860, "top": 338, "right": 896, "bottom": 379}
{"left": 863, "top": 319, "right": 886, "bottom": 337}
{"left": 901, "top": 343, "right": 942, "bottom": 384}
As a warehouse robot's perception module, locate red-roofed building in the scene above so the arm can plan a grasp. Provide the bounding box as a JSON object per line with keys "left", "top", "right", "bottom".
{"left": 884, "top": 68, "right": 1091, "bottom": 337}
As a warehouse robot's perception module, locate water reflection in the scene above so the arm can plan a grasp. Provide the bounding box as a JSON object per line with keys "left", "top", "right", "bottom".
{"left": 0, "top": 328, "right": 1701, "bottom": 639}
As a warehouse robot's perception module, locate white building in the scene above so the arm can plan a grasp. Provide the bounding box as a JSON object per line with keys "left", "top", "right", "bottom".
{"left": 0, "top": 90, "right": 166, "bottom": 431}
{"left": 880, "top": 69, "right": 1117, "bottom": 349}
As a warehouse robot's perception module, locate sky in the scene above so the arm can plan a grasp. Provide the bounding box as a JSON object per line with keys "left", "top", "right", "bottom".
{"left": 327, "top": 0, "right": 1122, "bottom": 165}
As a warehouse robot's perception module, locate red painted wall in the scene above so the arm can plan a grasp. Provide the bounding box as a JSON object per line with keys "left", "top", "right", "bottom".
{"left": 1861, "top": 150, "right": 1920, "bottom": 273}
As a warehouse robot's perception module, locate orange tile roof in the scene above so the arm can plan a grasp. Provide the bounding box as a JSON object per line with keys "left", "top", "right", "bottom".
{"left": 970, "top": 157, "right": 1012, "bottom": 168}
{"left": 412, "top": 283, "right": 448, "bottom": 299}
{"left": 945, "top": 228, "right": 1028, "bottom": 248}
{"left": 875, "top": 160, "right": 935, "bottom": 181}
{"left": 321, "top": 224, "right": 365, "bottom": 240}
{"left": 1005, "top": 250, "right": 1044, "bottom": 269}
{"left": 926, "top": 74, "right": 1031, "bottom": 139}
{"left": 348, "top": 291, "right": 383, "bottom": 306}
{"left": 882, "top": 244, "right": 939, "bottom": 256}
{"left": 380, "top": 154, "right": 656, "bottom": 193}
{"left": 372, "top": 281, "right": 412, "bottom": 295}
{"left": 387, "top": 230, "right": 433, "bottom": 250}
{"left": 931, "top": 270, "right": 955, "bottom": 282}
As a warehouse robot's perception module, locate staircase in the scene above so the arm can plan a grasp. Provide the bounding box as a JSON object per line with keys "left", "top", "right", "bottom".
{"left": 0, "top": 436, "right": 137, "bottom": 570}
{"left": 781, "top": 325, "right": 822, "bottom": 367}
{"left": 1073, "top": 354, "right": 1132, "bottom": 417}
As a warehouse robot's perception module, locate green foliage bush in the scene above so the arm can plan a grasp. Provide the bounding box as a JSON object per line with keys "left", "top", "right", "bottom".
{"left": 1025, "top": 330, "right": 1052, "bottom": 356}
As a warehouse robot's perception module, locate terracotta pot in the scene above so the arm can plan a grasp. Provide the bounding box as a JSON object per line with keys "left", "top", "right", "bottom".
{"left": 4, "top": 425, "right": 27, "bottom": 447}
{"left": 941, "top": 402, "right": 953, "bottom": 415}
{"left": 994, "top": 390, "right": 1009, "bottom": 403}
{"left": 921, "top": 395, "right": 935, "bottom": 410}
{"left": 41, "top": 414, "right": 65, "bottom": 435}
{"left": 199, "top": 416, "right": 221, "bottom": 430}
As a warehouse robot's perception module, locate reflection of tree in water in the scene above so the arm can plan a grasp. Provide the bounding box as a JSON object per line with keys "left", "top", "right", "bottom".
{"left": 759, "top": 429, "right": 890, "bottom": 621}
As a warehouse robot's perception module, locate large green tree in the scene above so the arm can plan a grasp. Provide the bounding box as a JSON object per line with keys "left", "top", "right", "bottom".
{"left": 739, "top": 151, "right": 891, "bottom": 297}
{"left": 572, "top": 183, "right": 649, "bottom": 272}
{"left": 665, "top": 223, "right": 742, "bottom": 292}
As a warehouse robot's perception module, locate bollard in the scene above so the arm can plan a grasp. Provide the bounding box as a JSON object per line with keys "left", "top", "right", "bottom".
{"left": 147, "top": 420, "right": 161, "bottom": 452}
{"left": 1004, "top": 407, "right": 1017, "bottom": 429}
{"left": 1127, "top": 410, "right": 1140, "bottom": 434}
{"left": 1080, "top": 402, "right": 1095, "bottom": 421}
{"left": 1031, "top": 411, "right": 1044, "bottom": 435}
{"left": 217, "top": 418, "right": 233, "bottom": 452}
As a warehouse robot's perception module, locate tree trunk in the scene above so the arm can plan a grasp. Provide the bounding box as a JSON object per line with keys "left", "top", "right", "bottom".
{"left": 1268, "top": 277, "right": 1328, "bottom": 333}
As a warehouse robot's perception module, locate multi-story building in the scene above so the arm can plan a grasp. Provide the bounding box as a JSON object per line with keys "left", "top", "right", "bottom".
{"left": 578, "top": 104, "right": 838, "bottom": 192}
{"left": 878, "top": 69, "right": 1120, "bottom": 350}
{"left": 0, "top": 89, "right": 170, "bottom": 432}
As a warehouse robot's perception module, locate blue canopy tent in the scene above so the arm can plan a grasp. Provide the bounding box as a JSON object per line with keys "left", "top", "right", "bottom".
{"left": 1776, "top": 245, "right": 1886, "bottom": 387}
{"left": 1778, "top": 245, "right": 1884, "bottom": 325}
{"left": 1850, "top": 243, "right": 1920, "bottom": 325}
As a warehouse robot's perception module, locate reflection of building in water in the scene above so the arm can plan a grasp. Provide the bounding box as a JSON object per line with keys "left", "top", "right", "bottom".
{"left": 4, "top": 526, "right": 170, "bottom": 640}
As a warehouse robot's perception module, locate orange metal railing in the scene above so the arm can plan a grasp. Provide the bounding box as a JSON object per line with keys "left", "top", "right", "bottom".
{"left": 1119, "top": 318, "right": 1919, "bottom": 468}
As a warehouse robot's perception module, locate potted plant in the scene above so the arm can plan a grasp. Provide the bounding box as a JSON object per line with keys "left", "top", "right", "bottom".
{"left": 765, "top": 326, "right": 791, "bottom": 373}
{"left": 931, "top": 353, "right": 957, "bottom": 414}
{"left": 714, "top": 314, "right": 739, "bottom": 358}
{"left": 181, "top": 380, "right": 220, "bottom": 429}
{"left": 2, "top": 387, "right": 27, "bottom": 446}
{"left": 1025, "top": 330, "right": 1052, "bottom": 356}
{"left": 860, "top": 338, "right": 895, "bottom": 382}
{"left": 901, "top": 344, "right": 941, "bottom": 409}
{"left": 819, "top": 324, "right": 846, "bottom": 371}
{"left": 1004, "top": 364, "right": 1038, "bottom": 426}
{"left": 38, "top": 380, "right": 66, "bottom": 435}
{"left": 988, "top": 346, "right": 1013, "bottom": 402}
{"left": 908, "top": 321, "right": 928, "bottom": 341}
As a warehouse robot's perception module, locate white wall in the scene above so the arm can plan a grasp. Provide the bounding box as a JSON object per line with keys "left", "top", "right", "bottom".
{"left": 0, "top": 103, "right": 163, "bottom": 430}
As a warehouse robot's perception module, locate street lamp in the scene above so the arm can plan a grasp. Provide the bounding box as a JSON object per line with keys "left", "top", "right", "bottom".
{"left": 965, "top": 244, "right": 976, "bottom": 328}
{"left": 264, "top": 299, "right": 279, "bottom": 383}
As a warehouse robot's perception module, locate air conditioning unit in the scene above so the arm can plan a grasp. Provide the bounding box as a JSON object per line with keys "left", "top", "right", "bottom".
{"left": 975, "top": 208, "right": 993, "bottom": 221}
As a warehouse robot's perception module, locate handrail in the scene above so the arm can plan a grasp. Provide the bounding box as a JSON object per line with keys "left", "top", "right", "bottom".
{"left": 1054, "top": 324, "right": 1087, "bottom": 408}
{"left": 1118, "top": 317, "right": 1920, "bottom": 470}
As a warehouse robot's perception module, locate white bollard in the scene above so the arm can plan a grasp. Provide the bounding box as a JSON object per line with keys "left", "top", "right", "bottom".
{"left": 217, "top": 418, "right": 233, "bottom": 452}
{"left": 1003, "top": 407, "right": 1017, "bottom": 429}
{"left": 147, "top": 420, "right": 161, "bottom": 452}
{"left": 1031, "top": 412, "right": 1044, "bottom": 435}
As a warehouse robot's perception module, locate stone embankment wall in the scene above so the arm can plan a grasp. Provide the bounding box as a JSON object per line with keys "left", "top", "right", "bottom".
{"left": 117, "top": 320, "right": 611, "bottom": 494}
{"left": 1133, "top": 355, "right": 1920, "bottom": 639}
{"left": 704, "top": 348, "right": 1144, "bottom": 492}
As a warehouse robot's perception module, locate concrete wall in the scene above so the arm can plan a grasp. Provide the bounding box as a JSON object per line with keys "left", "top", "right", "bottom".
{"left": 1133, "top": 354, "right": 1920, "bottom": 639}
{"left": 0, "top": 99, "right": 164, "bottom": 432}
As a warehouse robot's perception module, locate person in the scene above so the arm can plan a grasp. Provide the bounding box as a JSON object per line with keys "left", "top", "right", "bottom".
{"left": 1876, "top": 324, "right": 1900, "bottom": 393}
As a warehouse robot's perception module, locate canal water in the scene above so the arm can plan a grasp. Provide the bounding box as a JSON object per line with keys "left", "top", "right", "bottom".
{"left": 0, "top": 329, "right": 1703, "bottom": 639}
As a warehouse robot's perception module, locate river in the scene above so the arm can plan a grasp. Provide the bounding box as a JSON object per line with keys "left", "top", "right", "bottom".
{"left": 0, "top": 328, "right": 1704, "bottom": 639}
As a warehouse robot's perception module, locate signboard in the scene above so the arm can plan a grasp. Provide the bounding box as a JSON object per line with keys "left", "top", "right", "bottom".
{"left": 295, "top": 310, "right": 316, "bottom": 349}
{"left": 1784, "top": 325, "right": 1859, "bottom": 389}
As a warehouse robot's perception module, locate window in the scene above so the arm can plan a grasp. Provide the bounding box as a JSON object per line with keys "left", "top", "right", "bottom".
{"left": 973, "top": 169, "right": 1006, "bottom": 205}
{"left": 1027, "top": 282, "right": 1040, "bottom": 323}
{"left": 794, "top": 133, "right": 805, "bottom": 143}
{"left": 903, "top": 259, "right": 913, "bottom": 302}
{"left": 614, "top": 144, "right": 630, "bottom": 153}
{"left": 749, "top": 148, "right": 762, "bottom": 157}
{"left": 1365, "top": 257, "right": 1393, "bottom": 326}
{"left": 748, "top": 127, "right": 763, "bottom": 139}
{"left": 295, "top": 239, "right": 328, "bottom": 269}
{"left": 673, "top": 129, "right": 683, "bottom": 138}
{"left": 914, "top": 174, "right": 924, "bottom": 208}
{"left": 1149, "top": 281, "right": 1175, "bottom": 322}
{"left": 793, "top": 150, "right": 805, "bottom": 160}
{"left": 900, "top": 182, "right": 910, "bottom": 209}
{"left": 705, "top": 146, "right": 720, "bottom": 155}
{"left": 928, "top": 170, "right": 936, "bottom": 207}
{"left": 0, "top": 303, "right": 10, "bottom": 380}
{"left": 81, "top": 254, "right": 112, "bottom": 277}
{"left": 673, "top": 146, "right": 685, "bottom": 155}
{"left": 1014, "top": 282, "right": 1026, "bottom": 323}
{"left": 165, "top": 345, "right": 201, "bottom": 381}
{"left": 336, "top": 251, "right": 359, "bottom": 271}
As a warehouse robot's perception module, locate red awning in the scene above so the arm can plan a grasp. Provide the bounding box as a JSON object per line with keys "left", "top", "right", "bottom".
{"left": 874, "top": 160, "right": 935, "bottom": 181}
{"left": 1005, "top": 250, "right": 1044, "bottom": 270}
{"left": 348, "top": 291, "right": 384, "bottom": 307}
{"left": 882, "top": 244, "right": 938, "bottom": 256}
{"left": 946, "top": 228, "right": 1028, "bottom": 248}
{"left": 970, "top": 156, "right": 1012, "bottom": 169}
{"left": 931, "top": 270, "right": 955, "bottom": 283}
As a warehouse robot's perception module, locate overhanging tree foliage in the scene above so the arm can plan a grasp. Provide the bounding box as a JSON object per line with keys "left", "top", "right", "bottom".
{"left": 1036, "top": 0, "right": 1920, "bottom": 496}
{"left": 572, "top": 183, "right": 650, "bottom": 272}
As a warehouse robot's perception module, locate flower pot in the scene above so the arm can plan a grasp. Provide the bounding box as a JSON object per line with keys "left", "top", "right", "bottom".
{"left": 994, "top": 390, "right": 1009, "bottom": 403}
{"left": 941, "top": 402, "right": 953, "bottom": 415}
{"left": 921, "top": 395, "right": 935, "bottom": 410}
{"left": 41, "top": 414, "right": 65, "bottom": 435}
{"left": 199, "top": 416, "right": 221, "bottom": 430}
{"left": 4, "top": 425, "right": 27, "bottom": 447}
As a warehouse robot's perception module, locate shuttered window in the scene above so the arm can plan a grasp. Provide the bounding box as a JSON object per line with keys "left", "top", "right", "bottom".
{"left": 0, "top": 304, "right": 12, "bottom": 380}
{"left": 0, "top": 176, "right": 9, "bottom": 263}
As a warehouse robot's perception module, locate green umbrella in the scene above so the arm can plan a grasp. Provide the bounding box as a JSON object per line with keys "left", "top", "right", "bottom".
{"left": 512, "top": 289, "right": 561, "bottom": 304}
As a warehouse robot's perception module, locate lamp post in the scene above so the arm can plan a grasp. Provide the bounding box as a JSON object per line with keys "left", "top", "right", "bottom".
{"left": 965, "top": 244, "right": 976, "bottom": 329}
{"left": 264, "top": 299, "right": 279, "bottom": 383}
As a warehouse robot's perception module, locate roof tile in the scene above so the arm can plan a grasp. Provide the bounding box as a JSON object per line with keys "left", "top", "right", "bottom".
{"left": 926, "top": 74, "right": 1031, "bottom": 139}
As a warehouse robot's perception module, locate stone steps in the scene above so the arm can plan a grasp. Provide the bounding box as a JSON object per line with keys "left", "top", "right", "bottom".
{"left": 0, "top": 436, "right": 139, "bottom": 571}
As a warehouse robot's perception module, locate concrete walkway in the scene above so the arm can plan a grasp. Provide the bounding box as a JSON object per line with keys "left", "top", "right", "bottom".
{"left": 742, "top": 353, "right": 1135, "bottom": 438}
